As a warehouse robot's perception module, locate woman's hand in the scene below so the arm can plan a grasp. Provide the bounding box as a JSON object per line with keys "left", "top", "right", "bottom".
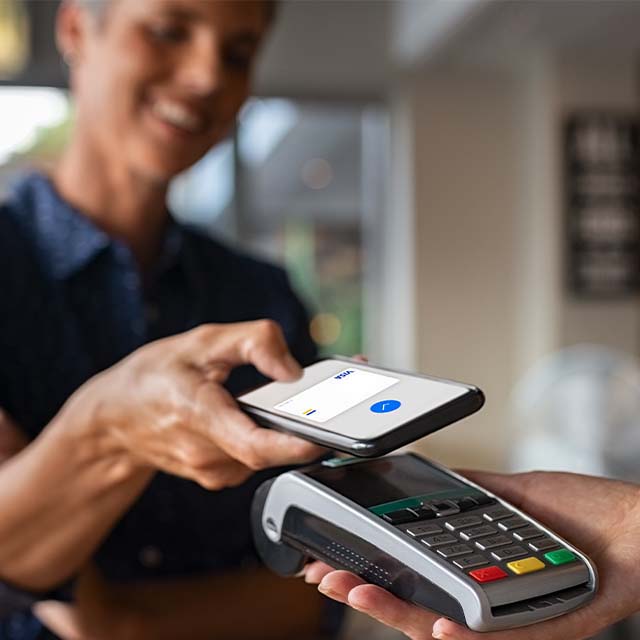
{"left": 64, "top": 320, "right": 324, "bottom": 490}
{"left": 304, "top": 470, "right": 640, "bottom": 640}
{"left": 0, "top": 320, "right": 323, "bottom": 592}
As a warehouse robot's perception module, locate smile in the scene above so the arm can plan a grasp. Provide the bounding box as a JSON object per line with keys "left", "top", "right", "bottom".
{"left": 150, "top": 99, "right": 207, "bottom": 134}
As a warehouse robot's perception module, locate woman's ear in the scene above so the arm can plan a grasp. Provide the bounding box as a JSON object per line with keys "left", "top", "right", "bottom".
{"left": 55, "top": 1, "right": 90, "bottom": 68}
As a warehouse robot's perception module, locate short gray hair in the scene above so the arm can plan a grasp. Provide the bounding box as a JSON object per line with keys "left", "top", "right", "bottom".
{"left": 77, "top": 0, "right": 108, "bottom": 20}
{"left": 77, "top": 0, "right": 278, "bottom": 24}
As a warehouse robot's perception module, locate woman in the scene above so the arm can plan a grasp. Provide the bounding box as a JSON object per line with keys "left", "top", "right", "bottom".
{"left": 0, "top": 1, "right": 337, "bottom": 638}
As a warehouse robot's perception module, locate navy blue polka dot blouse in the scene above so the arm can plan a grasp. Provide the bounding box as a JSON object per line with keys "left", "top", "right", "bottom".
{"left": 0, "top": 172, "right": 329, "bottom": 639}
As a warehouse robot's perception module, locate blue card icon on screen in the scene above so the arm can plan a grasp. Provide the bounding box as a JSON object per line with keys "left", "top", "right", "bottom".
{"left": 370, "top": 399, "right": 401, "bottom": 414}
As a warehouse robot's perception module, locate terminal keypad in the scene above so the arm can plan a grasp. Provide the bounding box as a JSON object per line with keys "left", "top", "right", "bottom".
{"left": 383, "top": 492, "right": 581, "bottom": 585}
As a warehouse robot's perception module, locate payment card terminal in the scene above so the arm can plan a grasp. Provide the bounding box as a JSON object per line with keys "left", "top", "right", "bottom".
{"left": 252, "top": 454, "right": 597, "bottom": 632}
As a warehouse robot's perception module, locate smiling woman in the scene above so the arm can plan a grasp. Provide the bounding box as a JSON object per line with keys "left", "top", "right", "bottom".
{"left": 0, "top": 2, "right": 337, "bottom": 640}
{"left": 57, "top": 0, "right": 270, "bottom": 184}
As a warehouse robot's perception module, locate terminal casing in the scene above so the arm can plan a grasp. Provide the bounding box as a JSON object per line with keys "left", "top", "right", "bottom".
{"left": 252, "top": 454, "right": 597, "bottom": 632}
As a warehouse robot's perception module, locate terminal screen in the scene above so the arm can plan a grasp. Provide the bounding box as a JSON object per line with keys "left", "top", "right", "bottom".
{"left": 310, "top": 456, "right": 465, "bottom": 508}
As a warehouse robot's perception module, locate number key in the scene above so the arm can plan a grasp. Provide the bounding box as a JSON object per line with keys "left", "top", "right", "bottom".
{"left": 475, "top": 535, "right": 512, "bottom": 551}
{"left": 444, "top": 516, "right": 483, "bottom": 531}
{"left": 491, "top": 545, "right": 528, "bottom": 561}
{"left": 513, "top": 526, "right": 544, "bottom": 542}
{"left": 528, "top": 537, "right": 559, "bottom": 552}
{"left": 405, "top": 523, "right": 442, "bottom": 538}
{"left": 453, "top": 554, "right": 489, "bottom": 570}
{"left": 482, "top": 507, "right": 513, "bottom": 522}
{"left": 498, "top": 517, "right": 528, "bottom": 531}
{"left": 437, "top": 544, "right": 473, "bottom": 559}
{"left": 459, "top": 525, "right": 496, "bottom": 541}
{"left": 421, "top": 533, "right": 457, "bottom": 548}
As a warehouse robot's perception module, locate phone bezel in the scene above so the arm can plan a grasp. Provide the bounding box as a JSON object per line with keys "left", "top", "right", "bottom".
{"left": 238, "top": 356, "right": 485, "bottom": 457}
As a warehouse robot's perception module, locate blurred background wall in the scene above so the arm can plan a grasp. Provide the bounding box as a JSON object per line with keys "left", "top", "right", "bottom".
{"left": 3, "top": 1, "right": 640, "bottom": 637}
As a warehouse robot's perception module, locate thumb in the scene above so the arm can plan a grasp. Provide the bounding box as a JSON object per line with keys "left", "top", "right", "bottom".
{"left": 181, "top": 320, "right": 303, "bottom": 382}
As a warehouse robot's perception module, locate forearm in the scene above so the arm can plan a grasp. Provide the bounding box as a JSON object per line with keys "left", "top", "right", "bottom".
{"left": 0, "top": 388, "right": 153, "bottom": 590}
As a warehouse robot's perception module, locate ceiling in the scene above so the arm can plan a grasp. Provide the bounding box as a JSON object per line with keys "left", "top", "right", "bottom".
{"left": 3, "top": 1, "right": 640, "bottom": 94}
{"left": 395, "top": 0, "right": 640, "bottom": 71}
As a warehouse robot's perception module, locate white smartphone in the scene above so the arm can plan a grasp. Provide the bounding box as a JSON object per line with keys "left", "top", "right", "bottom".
{"left": 237, "top": 357, "right": 484, "bottom": 457}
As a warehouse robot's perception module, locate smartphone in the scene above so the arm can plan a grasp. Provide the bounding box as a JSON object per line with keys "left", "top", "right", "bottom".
{"left": 237, "top": 357, "right": 484, "bottom": 457}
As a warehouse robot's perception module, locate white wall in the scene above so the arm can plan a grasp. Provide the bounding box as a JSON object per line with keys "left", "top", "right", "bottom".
{"left": 392, "top": 50, "right": 640, "bottom": 472}
{"left": 401, "top": 68, "right": 520, "bottom": 470}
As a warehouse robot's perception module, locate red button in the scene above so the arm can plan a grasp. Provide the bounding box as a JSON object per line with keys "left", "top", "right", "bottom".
{"left": 469, "top": 566, "right": 508, "bottom": 583}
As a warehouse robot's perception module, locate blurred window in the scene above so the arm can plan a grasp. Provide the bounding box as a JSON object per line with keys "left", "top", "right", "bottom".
{"left": 0, "top": 92, "right": 387, "bottom": 356}
{"left": 0, "top": 86, "right": 70, "bottom": 194}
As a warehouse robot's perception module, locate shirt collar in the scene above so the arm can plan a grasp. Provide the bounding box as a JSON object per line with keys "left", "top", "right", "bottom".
{"left": 9, "top": 172, "right": 184, "bottom": 281}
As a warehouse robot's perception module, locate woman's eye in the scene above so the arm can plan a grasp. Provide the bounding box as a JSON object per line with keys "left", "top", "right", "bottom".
{"left": 148, "top": 23, "right": 189, "bottom": 43}
{"left": 223, "top": 47, "right": 254, "bottom": 71}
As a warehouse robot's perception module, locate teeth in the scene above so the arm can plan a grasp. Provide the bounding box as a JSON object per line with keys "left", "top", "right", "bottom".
{"left": 152, "top": 100, "right": 203, "bottom": 133}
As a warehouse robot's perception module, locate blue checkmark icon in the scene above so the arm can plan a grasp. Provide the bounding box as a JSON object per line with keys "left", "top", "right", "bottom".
{"left": 370, "top": 399, "right": 401, "bottom": 413}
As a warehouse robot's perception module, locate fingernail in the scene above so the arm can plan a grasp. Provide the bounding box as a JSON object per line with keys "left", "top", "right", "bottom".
{"left": 432, "top": 620, "right": 449, "bottom": 639}
{"left": 348, "top": 599, "right": 369, "bottom": 613}
{"left": 317, "top": 582, "right": 338, "bottom": 599}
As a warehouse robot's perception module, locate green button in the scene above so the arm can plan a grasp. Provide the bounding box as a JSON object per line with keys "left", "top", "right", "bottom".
{"left": 544, "top": 549, "right": 577, "bottom": 566}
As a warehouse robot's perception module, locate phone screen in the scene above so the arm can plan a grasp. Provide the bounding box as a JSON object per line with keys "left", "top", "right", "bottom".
{"left": 239, "top": 359, "right": 472, "bottom": 441}
{"left": 275, "top": 367, "right": 399, "bottom": 423}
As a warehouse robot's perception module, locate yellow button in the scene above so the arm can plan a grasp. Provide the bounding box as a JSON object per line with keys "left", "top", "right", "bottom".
{"left": 507, "top": 557, "right": 546, "bottom": 575}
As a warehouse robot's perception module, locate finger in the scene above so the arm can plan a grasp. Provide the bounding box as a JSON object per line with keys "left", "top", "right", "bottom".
{"left": 185, "top": 321, "right": 302, "bottom": 382}
{"left": 347, "top": 584, "right": 439, "bottom": 640}
{"left": 137, "top": 442, "right": 251, "bottom": 490}
{"left": 219, "top": 409, "right": 325, "bottom": 469}
{"left": 352, "top": 354, "right": 369, "bottom": 363}
{"left": 33, "top": 601, "right": 84, "bottom": 640}
{"left": 171, "top": 430, "right": 230, "bottom": 468}
{"left": 197, "top": 385, "right": 325, "bottom": 469}
{"left": 318, "top": 570, "right": 367, "bottom": 604}
{"left": 304, "top": 561, "right": 336, "bottom": 584}
{"left": 191, "top": 461, "right": 253, "bottom": 490}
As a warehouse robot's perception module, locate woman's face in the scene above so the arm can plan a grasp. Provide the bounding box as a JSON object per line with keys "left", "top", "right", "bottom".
{"left": 61, "top": 0, "right": 269, "bottom": 181}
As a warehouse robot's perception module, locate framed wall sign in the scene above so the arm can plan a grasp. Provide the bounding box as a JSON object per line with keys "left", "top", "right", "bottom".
{"left": 565, "top": 113, "right": 640, "bottom": 297}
